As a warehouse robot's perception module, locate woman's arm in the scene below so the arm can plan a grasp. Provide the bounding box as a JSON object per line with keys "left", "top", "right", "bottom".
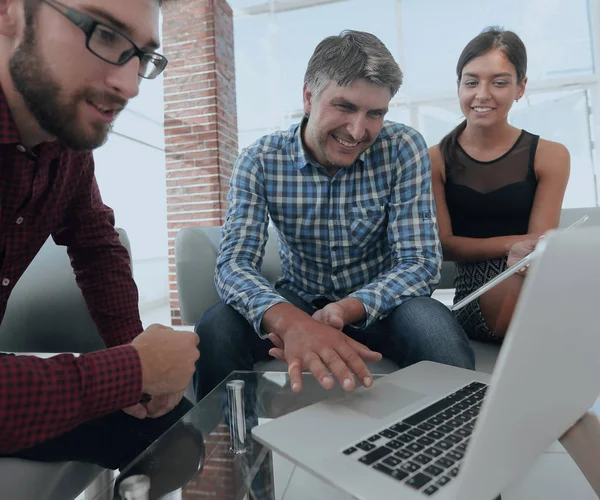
{"left": 479, "top": 139, "right": 570, "bottom": 336}
{"left": 527, "top": 139, "right": 570, "bottom": 234}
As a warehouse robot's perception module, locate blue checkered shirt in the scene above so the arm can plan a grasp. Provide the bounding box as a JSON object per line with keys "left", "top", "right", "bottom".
{"left": 216, "top": 120, "right": 442, "bottom": 335}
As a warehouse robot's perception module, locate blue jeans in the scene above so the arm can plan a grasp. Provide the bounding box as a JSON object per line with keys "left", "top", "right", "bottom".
{"left": 194, "top": 287, "right": 474, "bottom": 400}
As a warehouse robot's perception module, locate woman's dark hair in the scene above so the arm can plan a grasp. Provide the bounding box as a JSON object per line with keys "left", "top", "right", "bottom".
{"left": 439, "top": 26, "right": 527, "bottom": 173}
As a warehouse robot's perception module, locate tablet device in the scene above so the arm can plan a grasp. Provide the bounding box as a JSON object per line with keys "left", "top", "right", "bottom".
{"left": 450, "top": 215, "right": 589, "bottom": 312}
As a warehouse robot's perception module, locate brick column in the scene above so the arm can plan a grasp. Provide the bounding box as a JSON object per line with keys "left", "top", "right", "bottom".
{"left": 162, "top": 0, "right": 238, "bottom": 326}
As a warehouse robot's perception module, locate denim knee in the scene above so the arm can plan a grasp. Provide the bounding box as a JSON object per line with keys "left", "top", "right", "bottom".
{"left": 387, "top": 297, "right": 475, "bottom": 370}
{"left": 194, "top": 302, "right": 254, "bottom": 348}
{"left": 193, "top": 302, "right": 256, "bottom": 399}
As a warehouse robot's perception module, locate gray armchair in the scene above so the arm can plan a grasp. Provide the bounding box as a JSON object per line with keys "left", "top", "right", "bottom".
{"left": 0, "top": 228, "right": 132, "bottom": 500}
{"left": 0, "top": 229, "right": 131, "bottom": 352}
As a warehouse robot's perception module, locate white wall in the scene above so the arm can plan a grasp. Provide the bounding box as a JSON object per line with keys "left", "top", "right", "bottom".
{"left": 93, "top": 73, "right": 169, "bottom": 311}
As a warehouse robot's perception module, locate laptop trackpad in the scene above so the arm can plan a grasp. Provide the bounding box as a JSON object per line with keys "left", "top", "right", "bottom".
{"left": 338, "top": 382, "right": 426, "bottom": 420}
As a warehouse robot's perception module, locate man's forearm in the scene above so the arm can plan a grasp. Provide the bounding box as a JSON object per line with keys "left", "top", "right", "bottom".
{"left": 261, "top": 302, "right": 314, "bottom": 339}
{"left": 0, "top": 347, "right": 142, "bottom": 454}
{"left": 337, "top": 297, "right": 366, "bottom": 325}
{"left": 263, "top": 298, "right": 366, "bottom": 336}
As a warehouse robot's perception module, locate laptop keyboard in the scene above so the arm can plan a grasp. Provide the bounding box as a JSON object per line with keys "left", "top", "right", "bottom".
{"left": 342, "top": 381, "right": 487, "bottom": 496}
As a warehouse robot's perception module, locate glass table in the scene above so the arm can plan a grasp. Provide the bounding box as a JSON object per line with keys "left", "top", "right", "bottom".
{"left": 93, "top": 371, "right": 370, "bottom": 500}
{"left": 92, "top": 371, "right": 599, "bottom": 500}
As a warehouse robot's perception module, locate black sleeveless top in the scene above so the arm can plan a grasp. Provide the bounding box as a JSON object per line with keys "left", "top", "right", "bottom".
{"left": 445, "top": 130, "right": 539, "bottom": 238}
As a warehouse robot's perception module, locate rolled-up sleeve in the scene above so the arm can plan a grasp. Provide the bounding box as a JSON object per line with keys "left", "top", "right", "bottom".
{"left": 215, "top": 151, "right": 289, "bottom": 335}
{"left": 0, "top": 346, "right": 142, "bottom": 454}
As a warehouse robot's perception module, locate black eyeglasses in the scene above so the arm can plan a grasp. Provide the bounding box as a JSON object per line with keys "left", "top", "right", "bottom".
{"left": 41, "top": 0, "right": 168, "bottom": 79}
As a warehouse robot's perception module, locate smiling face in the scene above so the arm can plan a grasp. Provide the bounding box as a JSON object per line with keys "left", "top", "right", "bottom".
{"left": 302, "top": 78, "right": 391, "bottom": 171}
{"left": 458, "top": 49, "right": 526, "bottom": 129}
{"left": 7, "top": 0, "right": 160, "bottom": 150}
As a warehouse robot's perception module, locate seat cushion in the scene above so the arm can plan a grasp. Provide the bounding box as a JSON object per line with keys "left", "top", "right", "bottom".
{"left": 471, "top": 340, "right": 501, "bottom": 374}
{"left": 0, "top": 458, "right": 105, "bottom": 500}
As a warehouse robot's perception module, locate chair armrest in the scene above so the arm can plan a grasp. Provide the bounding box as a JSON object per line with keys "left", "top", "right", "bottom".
{"left": 175, "top": 227, "right": 222, "bottom": 326}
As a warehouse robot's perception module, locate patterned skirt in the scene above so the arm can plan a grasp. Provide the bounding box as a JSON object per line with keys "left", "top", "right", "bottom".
{"left": 453, "top": 257, "right": 507, "bottom": 342}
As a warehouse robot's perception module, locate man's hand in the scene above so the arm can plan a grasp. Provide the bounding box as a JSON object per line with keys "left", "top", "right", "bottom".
{"left": 266, "top": 318, "right": 382, "bottom": 393}
{"left": 142, "top": 391, "right": 185, "bottom": 419}
{"left": 122, "top": 391, "right": 185, "bottom": 419}
{"left": 122, "top": 403, "right": 148, "bottom": 419}
{"left": 507, "top": 238, "right": 539, "bottom": 275}
{"left": 131, "top": 324, "right": 199, "bottom": 397}
{"left": 312, "top": 302, "right": 345, "bottom": 330}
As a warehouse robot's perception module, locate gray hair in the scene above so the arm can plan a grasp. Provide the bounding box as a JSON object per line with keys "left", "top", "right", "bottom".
{"left": 304, "top": 30, "right": 403, "bottom": 100}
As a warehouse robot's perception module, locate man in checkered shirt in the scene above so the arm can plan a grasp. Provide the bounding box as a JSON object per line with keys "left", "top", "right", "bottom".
{"left": 0, "top": 0, "right": 201, "bottom": 477}
{"left": 195, "top": 30, "right": 475, "bottom": 400}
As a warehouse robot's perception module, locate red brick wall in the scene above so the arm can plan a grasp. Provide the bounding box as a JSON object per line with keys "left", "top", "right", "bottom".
{"left": 181, "top": 422, "right": 275, "bottom": 499}
{"left": 162, "top": 0, "right": 238, "bottom": 326}
{"left": 182, "top": 423, "right": 235, "bottom": 499}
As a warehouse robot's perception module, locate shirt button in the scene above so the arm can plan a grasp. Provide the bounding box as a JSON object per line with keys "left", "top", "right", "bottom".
{"left": 16, "top": 144, "right": 26, "bottom": 153}
{"left": 2, "top": 278, "right": 10, "bottom": 287}
{"left": 15, "top": 216, "right": 24, "bottom": 225}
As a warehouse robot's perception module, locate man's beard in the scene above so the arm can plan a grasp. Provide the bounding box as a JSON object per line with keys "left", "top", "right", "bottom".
{"left": 312, "top": 127, "right": 364, "bottom": 169}
{"left": 8, "top": 22, "right": 117, "bottom": 151}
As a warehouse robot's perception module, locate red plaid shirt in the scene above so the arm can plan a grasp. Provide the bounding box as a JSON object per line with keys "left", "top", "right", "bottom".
{"left": 0, "top": 88, "right": 144, "bottom": 454}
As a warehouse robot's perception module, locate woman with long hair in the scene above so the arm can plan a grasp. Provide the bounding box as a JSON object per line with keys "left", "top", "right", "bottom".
{"left": 430, "top": 27, "right": 570, "bottom": 341}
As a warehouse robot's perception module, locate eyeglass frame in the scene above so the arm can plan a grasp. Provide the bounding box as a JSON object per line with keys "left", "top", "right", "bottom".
{"left": 40, "top": 0, "right": 168, "bottom": 79}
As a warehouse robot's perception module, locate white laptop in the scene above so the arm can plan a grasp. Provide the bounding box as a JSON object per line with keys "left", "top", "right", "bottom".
{"left": 252, "top": 227, "right": 600, "bottom": 500}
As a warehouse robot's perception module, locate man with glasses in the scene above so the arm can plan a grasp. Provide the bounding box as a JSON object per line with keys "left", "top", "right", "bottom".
{"left": 0, "top": 0, "right": 201, "bottom": 476}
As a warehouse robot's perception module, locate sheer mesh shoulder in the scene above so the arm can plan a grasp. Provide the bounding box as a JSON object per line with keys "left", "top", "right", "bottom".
{"left": 448, "top": 131, "right": 534, "bottom": 193}
{"left": 444, "top": 130, "right": 539, "bottom": 239}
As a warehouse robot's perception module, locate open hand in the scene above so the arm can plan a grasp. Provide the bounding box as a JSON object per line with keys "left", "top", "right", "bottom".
{"left": 267, "top": 320, "right": 381, "bottom": 393}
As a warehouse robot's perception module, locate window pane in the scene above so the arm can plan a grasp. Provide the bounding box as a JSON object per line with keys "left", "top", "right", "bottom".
{"left": 385, "top": 106, "right": 411, "bottom": 128}
{"left": 234, "top": 13, "right": 277, "bottom": 133}
{"left": 511, "top": 89, "right": 596, "bottom": 207}
{"left": 416, "top": 102, "right": 463, "bottom": 148}
{"left": 401, "top": 0, "right": 519, "bottom": 95}
{"left": 401, "top": 0, "right": 593, "bottom": 96}
{"left": 520, "top": 0, "right": 593, "bottom": 79}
